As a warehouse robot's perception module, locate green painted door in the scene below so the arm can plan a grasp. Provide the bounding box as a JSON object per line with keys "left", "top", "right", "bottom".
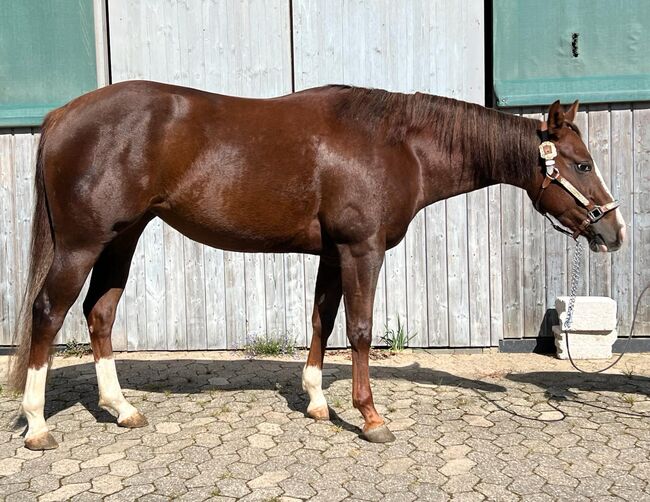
{"left": 0, "top": 0, "right": 98, "bottom": 126}
{"left": 494, "top": 0, "right": 650, "bottom": 106}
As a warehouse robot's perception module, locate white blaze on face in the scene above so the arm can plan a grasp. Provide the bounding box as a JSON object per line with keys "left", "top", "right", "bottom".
{"left": 593, "top": 161, "right": 626, "bottom": 230}
{"left": 302, "top": 364, "right": 327, "bottom": 413}
{"left": 95, "top": 358, "right": 138, "bottom": 421}
{"left": 593, "top": 161, "right": 614, "bottom": 199}
{"left": 22, "top": 365, "right": 49, "bottom": 438}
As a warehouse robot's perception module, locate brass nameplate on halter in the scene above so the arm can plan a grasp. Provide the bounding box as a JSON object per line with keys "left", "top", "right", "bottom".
{"left": 539, "top": 141, "right": 557, "bottom": 160}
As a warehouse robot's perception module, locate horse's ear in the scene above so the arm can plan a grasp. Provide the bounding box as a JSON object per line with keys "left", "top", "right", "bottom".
{"left": 547, "top": 100, "right": 565, "bottom": 132}
{"left": 565, "top": 100, "right": 579, "bottom": 123}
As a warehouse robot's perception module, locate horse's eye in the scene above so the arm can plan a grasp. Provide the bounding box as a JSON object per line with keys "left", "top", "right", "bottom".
{"left": 576, "top": 163, "right": 592, "bottom": 172}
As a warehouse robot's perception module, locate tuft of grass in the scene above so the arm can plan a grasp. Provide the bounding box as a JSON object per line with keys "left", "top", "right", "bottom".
{"left": 381, "top": 315, "right": 416, "bottom": 352}
{"left": 58, "top": 339, "right": 92, "bottom": 358}
{"left": 213, "top": 404, "right": 231, "bottom": 417}
{"left": 332, "top": 398, "right": 343, "bottom": 409}
{"left": 163, "top": 389, "right": 172, "bottom": 397}
{"left": 244, "top": 331, "right": 297, "bottom": 357}
{"left": 621, "top": 394, "right": 637, "bottom": 405}
{"left": 211, "top": 487, "right": 221, "bottom": 496}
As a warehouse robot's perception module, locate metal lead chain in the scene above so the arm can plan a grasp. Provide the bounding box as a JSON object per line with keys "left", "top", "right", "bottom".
{"left": 563, "top": 240, "right": 583, "bottom": 331}
{"left": 564, "top": 240, "right": 628, "bottom": 374}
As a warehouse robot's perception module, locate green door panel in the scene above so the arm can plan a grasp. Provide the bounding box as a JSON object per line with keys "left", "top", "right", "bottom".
{"left": 494, "top": 0, "right": 650, "bottom": 106}
{"left": 0, "top": 0, "right": 98, "bottom": 127}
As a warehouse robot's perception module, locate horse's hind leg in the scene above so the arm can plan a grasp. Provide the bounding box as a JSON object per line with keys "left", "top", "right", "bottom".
{"left": 83, "top": 218, "right": 150, "bottom": 429}
{"left": 23, "top": 246, "right": 99, "bottom": 450}
{"left": 302, "top": 256, "right": 342, "bottom": 420}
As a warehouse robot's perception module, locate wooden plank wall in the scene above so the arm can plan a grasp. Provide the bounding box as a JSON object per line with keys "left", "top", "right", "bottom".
{"left": 1, "top": 0, "right": 648, "bottom": 349}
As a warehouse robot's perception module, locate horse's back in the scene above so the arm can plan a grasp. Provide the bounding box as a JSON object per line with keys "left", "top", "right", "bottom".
{"left": 39, "top": 81, "right": 417, "bottom": 254}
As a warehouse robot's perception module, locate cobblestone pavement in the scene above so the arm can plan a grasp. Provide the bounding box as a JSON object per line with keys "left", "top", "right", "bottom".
{"left": 3, "top": 350, "right": 650, "bottom": 501}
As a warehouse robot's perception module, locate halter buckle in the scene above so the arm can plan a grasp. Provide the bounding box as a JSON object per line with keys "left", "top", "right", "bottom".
{"left": 588, "top": 207, "right": 604, "bottom": 222}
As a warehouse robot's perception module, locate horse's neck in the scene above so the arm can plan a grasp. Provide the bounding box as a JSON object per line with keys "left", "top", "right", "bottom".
{"left": 408, "top": 115, "right": 540, "bottom": 208}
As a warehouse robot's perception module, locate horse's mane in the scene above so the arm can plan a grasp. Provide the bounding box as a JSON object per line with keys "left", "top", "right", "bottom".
{"left": 330, "top": 85, "right": 539, "bottom": 186}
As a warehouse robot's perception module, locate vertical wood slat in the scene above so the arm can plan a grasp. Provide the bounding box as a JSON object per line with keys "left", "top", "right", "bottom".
{"left": 501, "top": 183, "right": 524, "bottom": 339}
{"left": 521, "top": 112, "right": 546, "bottom": 339}
{"left": 570, "top": 111, "right": 591, "bottom": 296}
{"left": 634, "top": 106, "right": 650, "bottom": 335}
{"left": 0, "top": 134, "right": 16, "bottom": 345}
{"left": 610, "top": 106, "right": 634, "bottom": 337}
{"left": 588, "top": 106, "right": 613, "bottom": 297}
{"left": 487, "top": 186, "right": 504, "bottom": 345}
{"left": 426, "top": 202, "right": 449, "bottom": 347}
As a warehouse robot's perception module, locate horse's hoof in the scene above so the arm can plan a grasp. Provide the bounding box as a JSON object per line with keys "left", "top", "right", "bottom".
{"left": 25, "top": 431, "right": 58, "bottom": 450}
{"left": 307, "top": 405, "right": 330, "bottom": 421}
{"left": 361, "top": 424, "right": 396, "bottom": 443}
{"left": 118, "top": 411, "right": 148, "bottom": 428}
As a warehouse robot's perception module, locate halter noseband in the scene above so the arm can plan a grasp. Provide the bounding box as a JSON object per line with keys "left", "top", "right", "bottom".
{"left": 534, "top": 122, "right": 620, "bottom": 240}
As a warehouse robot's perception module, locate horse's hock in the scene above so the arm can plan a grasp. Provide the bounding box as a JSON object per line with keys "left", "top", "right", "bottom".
{"left": 553, "top": 296, "right": 618, "bottom": 359}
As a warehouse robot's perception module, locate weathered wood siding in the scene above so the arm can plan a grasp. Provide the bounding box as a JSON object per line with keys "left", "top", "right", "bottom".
{"left": 0, "top": 0, "right": 648, "bottom": 349}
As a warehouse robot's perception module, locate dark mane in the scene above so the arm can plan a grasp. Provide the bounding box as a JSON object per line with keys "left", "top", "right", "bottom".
{"left": 331, "top": 86, "right": 539, "bottom": 186}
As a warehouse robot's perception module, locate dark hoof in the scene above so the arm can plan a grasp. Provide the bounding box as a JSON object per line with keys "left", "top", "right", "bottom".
{"left": 361, "top": 425, "right": 396, "bottom": 443}
{"left": 118, "top": 411, "right": 148, "bottom": 428}
{"left": 25, "top": 431, "right": 58, "bottom": 450}
{"left": 307, "top": 405, "right": 330, "bottom": 421}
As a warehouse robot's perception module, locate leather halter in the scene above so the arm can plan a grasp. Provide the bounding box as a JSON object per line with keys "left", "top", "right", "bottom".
{"left": 534, "top": 122, "right": 620, "bottom": 240}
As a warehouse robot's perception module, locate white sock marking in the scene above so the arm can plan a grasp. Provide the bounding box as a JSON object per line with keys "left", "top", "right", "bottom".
{"left": 95, "top": 358, "right": 138, "bottom": 422}
{"left": 302, "top": 364, "right": 327, "bottom": 412}
{"left": 23, "top": 365, "right": 49, "bottom": 438}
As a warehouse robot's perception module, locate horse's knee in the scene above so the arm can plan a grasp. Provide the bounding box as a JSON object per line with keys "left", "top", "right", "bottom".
{"left": 347, "top": 319, "right": 372, "bottom": 347}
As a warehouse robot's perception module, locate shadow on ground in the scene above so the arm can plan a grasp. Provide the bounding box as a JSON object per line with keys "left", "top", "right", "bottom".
{"left": 508, "top": 371, "right": 650, "bottom": 401}
{"left": 22, "top": 358, "right": 507, "bottom": 435}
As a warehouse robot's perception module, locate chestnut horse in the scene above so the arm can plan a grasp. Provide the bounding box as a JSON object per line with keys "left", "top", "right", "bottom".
{"left": 9, "top": 81, "right": 625, "bottom": 449}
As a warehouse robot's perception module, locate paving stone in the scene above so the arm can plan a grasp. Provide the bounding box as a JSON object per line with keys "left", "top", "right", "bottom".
{"left": 3, "top": 352, "right": 650, "bottom": 501}
{"left": 39, "top": 482, "right": 91, "bottom": 501}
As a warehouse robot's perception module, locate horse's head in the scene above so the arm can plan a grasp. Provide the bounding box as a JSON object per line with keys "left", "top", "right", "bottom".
{"left": 531, "top": 100, "right": 626, "bottom": 252}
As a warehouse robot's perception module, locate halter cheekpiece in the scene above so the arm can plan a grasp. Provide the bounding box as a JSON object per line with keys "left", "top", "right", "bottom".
{"left": 534, "top": 123, "right": 620, "bottom": 239}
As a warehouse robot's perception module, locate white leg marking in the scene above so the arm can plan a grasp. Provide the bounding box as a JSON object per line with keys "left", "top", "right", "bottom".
{"left": 22, "top": 365, "right": 49, "bottom": 438}
{"left": 95, "top": 358, "right": 138, "bottom": 422}
{"left": 302, "top": 364, "right": 327, "bottom": 413}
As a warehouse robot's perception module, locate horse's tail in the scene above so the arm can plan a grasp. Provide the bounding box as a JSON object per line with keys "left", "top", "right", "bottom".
{"left": 8, "top": 117, "right": 57, "bottom": 393}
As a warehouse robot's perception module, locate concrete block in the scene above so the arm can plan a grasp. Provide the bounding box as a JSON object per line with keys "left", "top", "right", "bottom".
{"left": 553, "top": 325, "right": 617, "bottom": 360}
{"left": 555, "top": 296, "right": 617, "bottom": 332}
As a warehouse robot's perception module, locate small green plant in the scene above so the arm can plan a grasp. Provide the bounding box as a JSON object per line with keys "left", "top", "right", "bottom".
{"left": 211, "top": 487, "right": 221, "bottom": 496}
{"left": 59, "top": 339, "right": 92, "bottom": 358}
{"left": 332, "top": 398, "right": 343, "bottom": 409}
{"left": 244, "top": 331, "right": 297, "bottom": 357}
{"left": 621, "top": 394, "right": 637, "bottom": 405}
{"left": 163, "top": 389, "right": 172, "bottom": 397}
{"left": 381, "top": 315, "right": 416, "bottom": 352}
{"left": 213, "top": 404, "right": 231, "bottom": 416}
{"left": 622, "top": 364, "right": 635, "bottom": 378}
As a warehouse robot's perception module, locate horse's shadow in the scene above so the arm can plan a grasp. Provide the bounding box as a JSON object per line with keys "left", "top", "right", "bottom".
{"left": 27, "top": 357, "right": 507, "bottom": 436}
{"left": 507, "top": 370, "right": 650, "bottom": 403}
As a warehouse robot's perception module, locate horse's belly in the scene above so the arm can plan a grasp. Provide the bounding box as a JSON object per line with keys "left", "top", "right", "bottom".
{"left": 155, "top": 205, "right": 323, "bottom": 254}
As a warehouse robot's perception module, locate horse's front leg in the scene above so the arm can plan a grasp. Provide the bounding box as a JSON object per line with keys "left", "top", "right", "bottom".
{"left": 337, "top": 237, "right": 395, "bottom": 443}
{"left": 303, "top": 256, "right": 342, "bottom": 420}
